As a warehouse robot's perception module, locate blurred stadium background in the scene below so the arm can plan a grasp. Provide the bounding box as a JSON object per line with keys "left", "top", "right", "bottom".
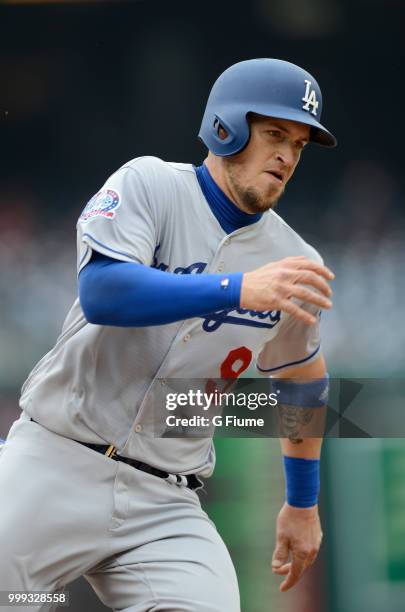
{"left": 1, "top": 0, "right": 404, "bottom": 610}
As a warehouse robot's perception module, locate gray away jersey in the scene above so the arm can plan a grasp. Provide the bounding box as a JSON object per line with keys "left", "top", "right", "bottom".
{"left": 19, "top": 156, "right": 322, "bottom": 477}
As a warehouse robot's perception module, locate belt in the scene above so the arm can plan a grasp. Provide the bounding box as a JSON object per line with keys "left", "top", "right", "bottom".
{"left": 30, "top": 419, "right": 202, "bottom": 491}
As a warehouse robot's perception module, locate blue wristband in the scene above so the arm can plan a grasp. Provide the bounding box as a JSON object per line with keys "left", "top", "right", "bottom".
{"left": 283, "top": 455, "right": 320, "bottom": 508}
{"left": 272, "top": 374, "right": 329, "bottom": 408}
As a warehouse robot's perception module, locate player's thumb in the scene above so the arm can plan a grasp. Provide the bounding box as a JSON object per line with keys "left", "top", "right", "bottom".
{"left": 272, "top": 539, "right": 289, "bottom": 569}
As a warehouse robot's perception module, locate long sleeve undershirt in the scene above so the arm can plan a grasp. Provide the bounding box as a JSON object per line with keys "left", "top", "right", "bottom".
{"left": 79, "top": 163, "right": 262, "bottom": 327}
{"left": 79, "top": 252, "right": 242, "bottom": 327}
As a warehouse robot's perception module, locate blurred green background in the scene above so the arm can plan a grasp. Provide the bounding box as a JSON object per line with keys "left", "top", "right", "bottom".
{"left": 1, "top": 0, "right": 404, "bottom": 610}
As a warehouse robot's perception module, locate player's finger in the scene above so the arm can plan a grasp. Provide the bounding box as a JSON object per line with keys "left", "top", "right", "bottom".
{"left": 272, "top": 562, "right": 291, "bottom": 576}
{"left": 278, "top": 299, "right": 317, "bottom": 325}
{"left": 286, "top": 257, "right": 335, "bottom": 280}
{"left": 288, "top": 284, "right": 332, "bottom": 310}
{"left": 279, "top": 554, "right": 306, "bottom": 592}
{"left": 272, "top": 538, "right": 289, "bottom": 570}
{"left": 306, "top": 549, "right": 319, "bottom": 567}
{"left": 290, "top": 270, "right": 333, "bottom": 297}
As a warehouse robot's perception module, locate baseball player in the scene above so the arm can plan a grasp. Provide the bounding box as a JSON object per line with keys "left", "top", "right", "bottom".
{"left": 0, "top": 59, "right": 336, "bottom": 611}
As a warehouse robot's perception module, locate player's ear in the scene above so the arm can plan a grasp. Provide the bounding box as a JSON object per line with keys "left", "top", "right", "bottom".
{"left": 213, "top": 118, "right": 228, "bottom": 140}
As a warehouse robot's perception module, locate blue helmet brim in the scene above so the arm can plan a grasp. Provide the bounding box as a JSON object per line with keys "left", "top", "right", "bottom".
{"left": 247, "top": 104, "right": 337, "bottom": 148}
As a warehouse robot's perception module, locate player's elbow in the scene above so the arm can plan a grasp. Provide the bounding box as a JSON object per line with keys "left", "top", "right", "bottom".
{"left": 80, "top": 302, "right": 101, "bottom": 325}
{"left": 79, "top": 288, "right": 103, "bottom": 325}
{"left": 78, "top": 267, "right": 108, "bottom": 325}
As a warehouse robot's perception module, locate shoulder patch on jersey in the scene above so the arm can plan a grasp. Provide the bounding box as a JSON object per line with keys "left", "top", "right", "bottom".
{"left": 80, "top": 189, "right": 121, "bottom": 223}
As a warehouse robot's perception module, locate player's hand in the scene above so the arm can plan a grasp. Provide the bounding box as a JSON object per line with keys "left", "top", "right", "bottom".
{"left": 240, "top": 256, "right": 334, "bottom": 324}
{"left": 271, "top": 502, "right": 323, "bottom": 592}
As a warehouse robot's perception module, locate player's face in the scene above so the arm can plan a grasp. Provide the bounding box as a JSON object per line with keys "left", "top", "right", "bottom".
{"left": 223, "top": 115, "right": 310, "bottom": 214}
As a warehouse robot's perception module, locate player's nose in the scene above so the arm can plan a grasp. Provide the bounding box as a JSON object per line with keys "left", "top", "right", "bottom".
{"left": 275, "top": 147, "right": 296, "bottom": 167}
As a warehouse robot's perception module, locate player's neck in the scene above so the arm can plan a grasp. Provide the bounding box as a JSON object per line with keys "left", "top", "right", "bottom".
{"left": 204, "top": 155, "right": 253, "bottom": 215}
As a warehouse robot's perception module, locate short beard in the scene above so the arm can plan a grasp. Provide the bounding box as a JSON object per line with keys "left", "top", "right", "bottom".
{"left": 226, "top": 165, "right": 284, "bottom": 214}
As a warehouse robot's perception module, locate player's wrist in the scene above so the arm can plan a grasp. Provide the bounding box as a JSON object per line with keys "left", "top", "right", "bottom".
{"left": 284, "top": 501, "right": 319, "bottom": 515}
{"left": 239, "top": 272, "right": 255, "bottom": 308}
{"left": 226, "top": 272, "right": 244, "bottom": 308}
{"left": 282, "top": 455, "right": 320, "bottom": 508}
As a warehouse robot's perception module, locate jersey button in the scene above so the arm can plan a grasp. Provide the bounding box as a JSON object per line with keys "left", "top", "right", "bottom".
{"left": 183, "top": 333, "right": 191, "bottom": 342}
{"left": 217, "top": 262, "right": 225, "bottom": 272}
{"left": 224, "top": 238, "right": 230, "bottom": 246}
{"left": 134, "top": 424, "right": 142, "bottom": 433}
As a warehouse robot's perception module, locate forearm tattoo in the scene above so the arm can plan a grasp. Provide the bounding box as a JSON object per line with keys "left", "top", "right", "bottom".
{"left": 277, "top": 405, "right": 315, "bottom": 444}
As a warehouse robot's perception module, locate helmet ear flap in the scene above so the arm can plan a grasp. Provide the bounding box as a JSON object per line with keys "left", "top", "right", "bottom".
{"left": 204, "top": 112, "right": 251, "bottom": 156}
{"left": 213, "top": 118, "right": 231, "bottom": 141}
{"left": 213, "top": 118, "right": 228, "bottom": 141}
{"left": 210, "top": 114, "right": 236, "bottom": 146}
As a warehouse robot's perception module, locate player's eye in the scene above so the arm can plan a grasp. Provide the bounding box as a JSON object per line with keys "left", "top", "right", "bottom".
{"left": 295, "top": 141, "right": 307, "bottom": 151}
{"left": 266, "top": 130, "right": 283, "bottom": 139}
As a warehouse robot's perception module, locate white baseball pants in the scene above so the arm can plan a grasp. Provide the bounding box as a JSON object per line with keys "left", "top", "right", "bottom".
{"left": 0, "top": 414, "right": 240, "bottom": 612}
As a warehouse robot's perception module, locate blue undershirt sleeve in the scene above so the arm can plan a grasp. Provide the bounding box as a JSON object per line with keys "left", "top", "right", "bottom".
{"left": 79, "top": 252, "right": 243, "bottom": 327}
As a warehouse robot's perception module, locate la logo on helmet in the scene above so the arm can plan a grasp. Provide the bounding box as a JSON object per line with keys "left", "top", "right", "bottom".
{"left": 302, "top": 79, "right": 319, "bottom": 116}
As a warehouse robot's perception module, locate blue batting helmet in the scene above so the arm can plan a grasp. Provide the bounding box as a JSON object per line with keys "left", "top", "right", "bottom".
{"left": 198, "top": 58, "right": 337, "bottom": 156}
